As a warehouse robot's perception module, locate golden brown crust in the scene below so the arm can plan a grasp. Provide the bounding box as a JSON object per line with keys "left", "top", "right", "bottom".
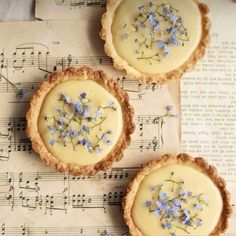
{"left": 123, "top": 153, "right": 232, "bottom": 236}
{"left": 100, "top": 0, "right": 211, "bottom": 84}
{"left": 26, "top": 67, "right": 135, "bottom": 176}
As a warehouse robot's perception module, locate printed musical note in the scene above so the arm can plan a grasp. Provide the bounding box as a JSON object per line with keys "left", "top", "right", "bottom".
{"left": 0, "top": 18, "right": 181, "bottom": 235}
{"left": 0, "top": 223, "right": 128, "bottom": 236}
{"left": 0, "top": 111, "right": 174, "bottom": 160}
{"left": 1, "top": 223, "right": 5, "bottom": 235}
{"left": 1, "top": 191, "right": 124, "bottom": 213}
{"left": 0, "top": 43, "right": 165, "bottom": 101}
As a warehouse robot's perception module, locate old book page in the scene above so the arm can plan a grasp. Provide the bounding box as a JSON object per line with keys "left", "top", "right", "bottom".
{"left": 0, "top": 19, "right": 180, "bottom": 235}
{"left": 35, "top": 0, "right": 106, "bottom": 20}
{"left": 181, "top": 0, "right": 236, "bottom": 234}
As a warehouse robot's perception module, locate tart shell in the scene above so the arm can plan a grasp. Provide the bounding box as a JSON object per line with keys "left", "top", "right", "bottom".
{"left": 100, "top": 0, "right": 211, "bottom": 84}
{"left": 26, "top": 67, "right": 135, "bottom": 176}
{"left": 123, "top": 153, "right": 232, "bottom": 236}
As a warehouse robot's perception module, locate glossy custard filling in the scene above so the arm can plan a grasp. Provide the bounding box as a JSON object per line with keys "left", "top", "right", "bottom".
{"left": 112, "top": 0, "right": 202, "bottom": 74}
{"left": 38, "top": 80, "right": 123, "bottom": 166}
{"left": 132, "top": 164, "right": 223, "bottom": 236}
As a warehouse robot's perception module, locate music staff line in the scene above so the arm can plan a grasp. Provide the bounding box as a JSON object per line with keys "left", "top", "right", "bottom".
{"left": 0, "top": 138, "right": 159, "bottom": 159}
{"left": 0, "top": 114, "right": 168, "bottom": 160}
{"left": 0, "top": 78, "right": 161, "bottom": 98}
{"left": 0, "top": 223, "right": 128, "bottom": 236}
{"left": 0, "top": 52, "right": 162, "bottom": 98}
{"left": 0, "top": 168, "right": 140, "bottom": 184}
{"left": 0, "top": 191, "right": 123, "bottom": 213}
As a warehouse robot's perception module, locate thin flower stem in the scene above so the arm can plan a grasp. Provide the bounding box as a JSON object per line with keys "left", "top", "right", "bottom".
{"left": 165, "top": 179, "right": 184, "bottom": 185}
{"left": 172, "top": 224, "right": 190, "bottom": 234}
{"left": 160, "top": 210, "right": 166, "bottom": 221}
{"left": 90, "top": 116, "right": 107, "bottom": 129}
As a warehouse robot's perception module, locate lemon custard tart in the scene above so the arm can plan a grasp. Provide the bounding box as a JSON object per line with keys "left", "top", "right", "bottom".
{"left": 100, "top": 0, "right": 211, "bottom": 83}
{"left": 123, "top": 153, "right": 232, "bottom": 236}
{"left": 26, "top": 67, "right": 135, "bottom": 176}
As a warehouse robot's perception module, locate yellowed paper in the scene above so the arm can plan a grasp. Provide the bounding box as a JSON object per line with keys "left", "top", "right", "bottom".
{"left": 181, "top": 0, "right": 236, "bottom": 234}
{"left": 35, "top": 0, "right": 106, "bottom": 20}
{"left": 0, "top": 19, "right": 180, "bottom": 235}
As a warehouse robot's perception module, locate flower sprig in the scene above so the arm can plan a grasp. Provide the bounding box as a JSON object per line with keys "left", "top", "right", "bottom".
{"left": 122, "top": 2, "right": 189, "bottom": 65}
{"left": 45, "top": 92, "right": 117, "bottom": 154}
{"left": 157, "top": 105, "right": 178, "bottom": 148}
{"left": 144, "top": 172, "right": 209, "bottom": 236}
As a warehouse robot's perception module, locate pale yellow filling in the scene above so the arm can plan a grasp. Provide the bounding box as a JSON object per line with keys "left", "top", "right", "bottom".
{"left": 132, "top": 164, "right": 223, "bottom": 236}
{"left": 38, "top": 80, "right": 123, "bottom": 166}
{"left": 112, "top": 0, "right": 202, "bottom": 74}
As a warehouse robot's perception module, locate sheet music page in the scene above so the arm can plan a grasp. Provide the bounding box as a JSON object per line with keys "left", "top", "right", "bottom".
{"left": 181, "top": 0, "right": 236, "bottom": 234}
{"left": 35, "top": 0, "right": 106, "bottom": 20}
{"left": 0, "top": 19, "right": 180, "bottom": 235}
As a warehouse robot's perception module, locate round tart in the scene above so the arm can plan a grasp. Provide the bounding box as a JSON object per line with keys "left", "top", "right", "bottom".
{"left": 100, "top": 0, "right": 211, "bottom": 83}
{"left": 26, "top": 67, "right": 135, "bottom": 176}
{"left": 123, "top": 153, "right": 232, "bottom": 236}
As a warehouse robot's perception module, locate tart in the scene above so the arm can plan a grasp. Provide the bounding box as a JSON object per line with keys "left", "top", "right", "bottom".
{"left": 123, "top": 153, "right": 232, "bottom": 236}
{"left": 100, "top": 0, "right": 211, "bottom": 83}
{"left": 26, "top": 67, "right": 135, "bottom": 176}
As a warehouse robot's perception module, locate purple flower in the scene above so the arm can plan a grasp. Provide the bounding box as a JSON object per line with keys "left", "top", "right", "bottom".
{"left": 96, "top": 147, "right": 103, "bottom": 153}
{"left": 193, "top": 203, "right": 203, "bottom": 211}
{"left": 159, "top": 192, "right": 167, "bottom": 200}
{"left": 80, "top": 92, "right": 87, "bottom": 99}
{"left": 170, "top": 14, "right": 179, "bottom": 24}
{"left": 56, "top": 108, "right": 62, "bottom": 114}
{"left": 82, "top": 105, "right": 91, "bottom": 117}
{"left": 169, "top": 36, "right": 179, "bottom": 46}
{"left": 80, "top": 138, "right": 88, "bottom": 146}
{"left": 47, "top": 126, "right": 56, "bottom": 135}
{"left": 183, "top": 209, "right": 190, "bottom": 218}
{"left": 153, "top": 21, "right": 161, "bottom": 33}
{"left": 186, "top": 191, "right": 192, "bottom": 197}
{"left": 182, "top": 219, "right": 192, "bottom": 226}
{"left": 195, "top": 219, "right": 202, "bottom": 227}
{"left": 156, "top": 40, "right": 165, "bottom": 48}
{"left": 61, "top": 93, "right": 71, "bottom": 104}
{"left": 144, "top": 200, "right": 152, "bottom": 207}
{"left": 82, "top": 125, "right": 90, "bottom": 134}
{"left": 101, "top": 134, "right": 108, "bottom": 143}
{"left": 62, "top": 131, "right": 68, "bottom": 138}
{"left": 171, "top": 200, "right": 181, "bottom": 212}
{"left": 73, "top": 100, "right": 82, "bottom": 114}
{"left": 153, "top": 208, "right": 162, "bottom": 215}
{"left": 108, "top": 100, "right": 114, "bottom": 106}
{"left": 86, "top": 141, "right": 93, "bottom": 153}
{"left": 77, "top": 130, "right": 82, "bottom": 136}
{"left": 69, "top": 129, "right": 77, "bottom": 138}
{"left": 49, "top": 139, "right": 55, "bottom": 146}
{"left": 163, "top": 6, "right": 171, "bottom": 19}
{"left": 166, "top": 105, "right": 173, "bottom": 111}
{"left": 148, "top": 12, "right": 156, "bottom": 25}
{"left": 163, "top": 45, "right": 170, "bottom": 56}
{"left": 57, "top": 118, "right": 65, "bottom": 126}
{"left": 161, "top": 221, "right": 172, "bottom": 229}
{"left": 16, "top": 89, "right": 26, "bottom": 98}
{"left": 157, "top": 201, "right": 167, "bottom": 210}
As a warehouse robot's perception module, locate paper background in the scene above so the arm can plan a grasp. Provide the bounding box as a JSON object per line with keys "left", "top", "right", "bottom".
{"left": 0, "top": 0, "right": 235, "bottom": 235}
